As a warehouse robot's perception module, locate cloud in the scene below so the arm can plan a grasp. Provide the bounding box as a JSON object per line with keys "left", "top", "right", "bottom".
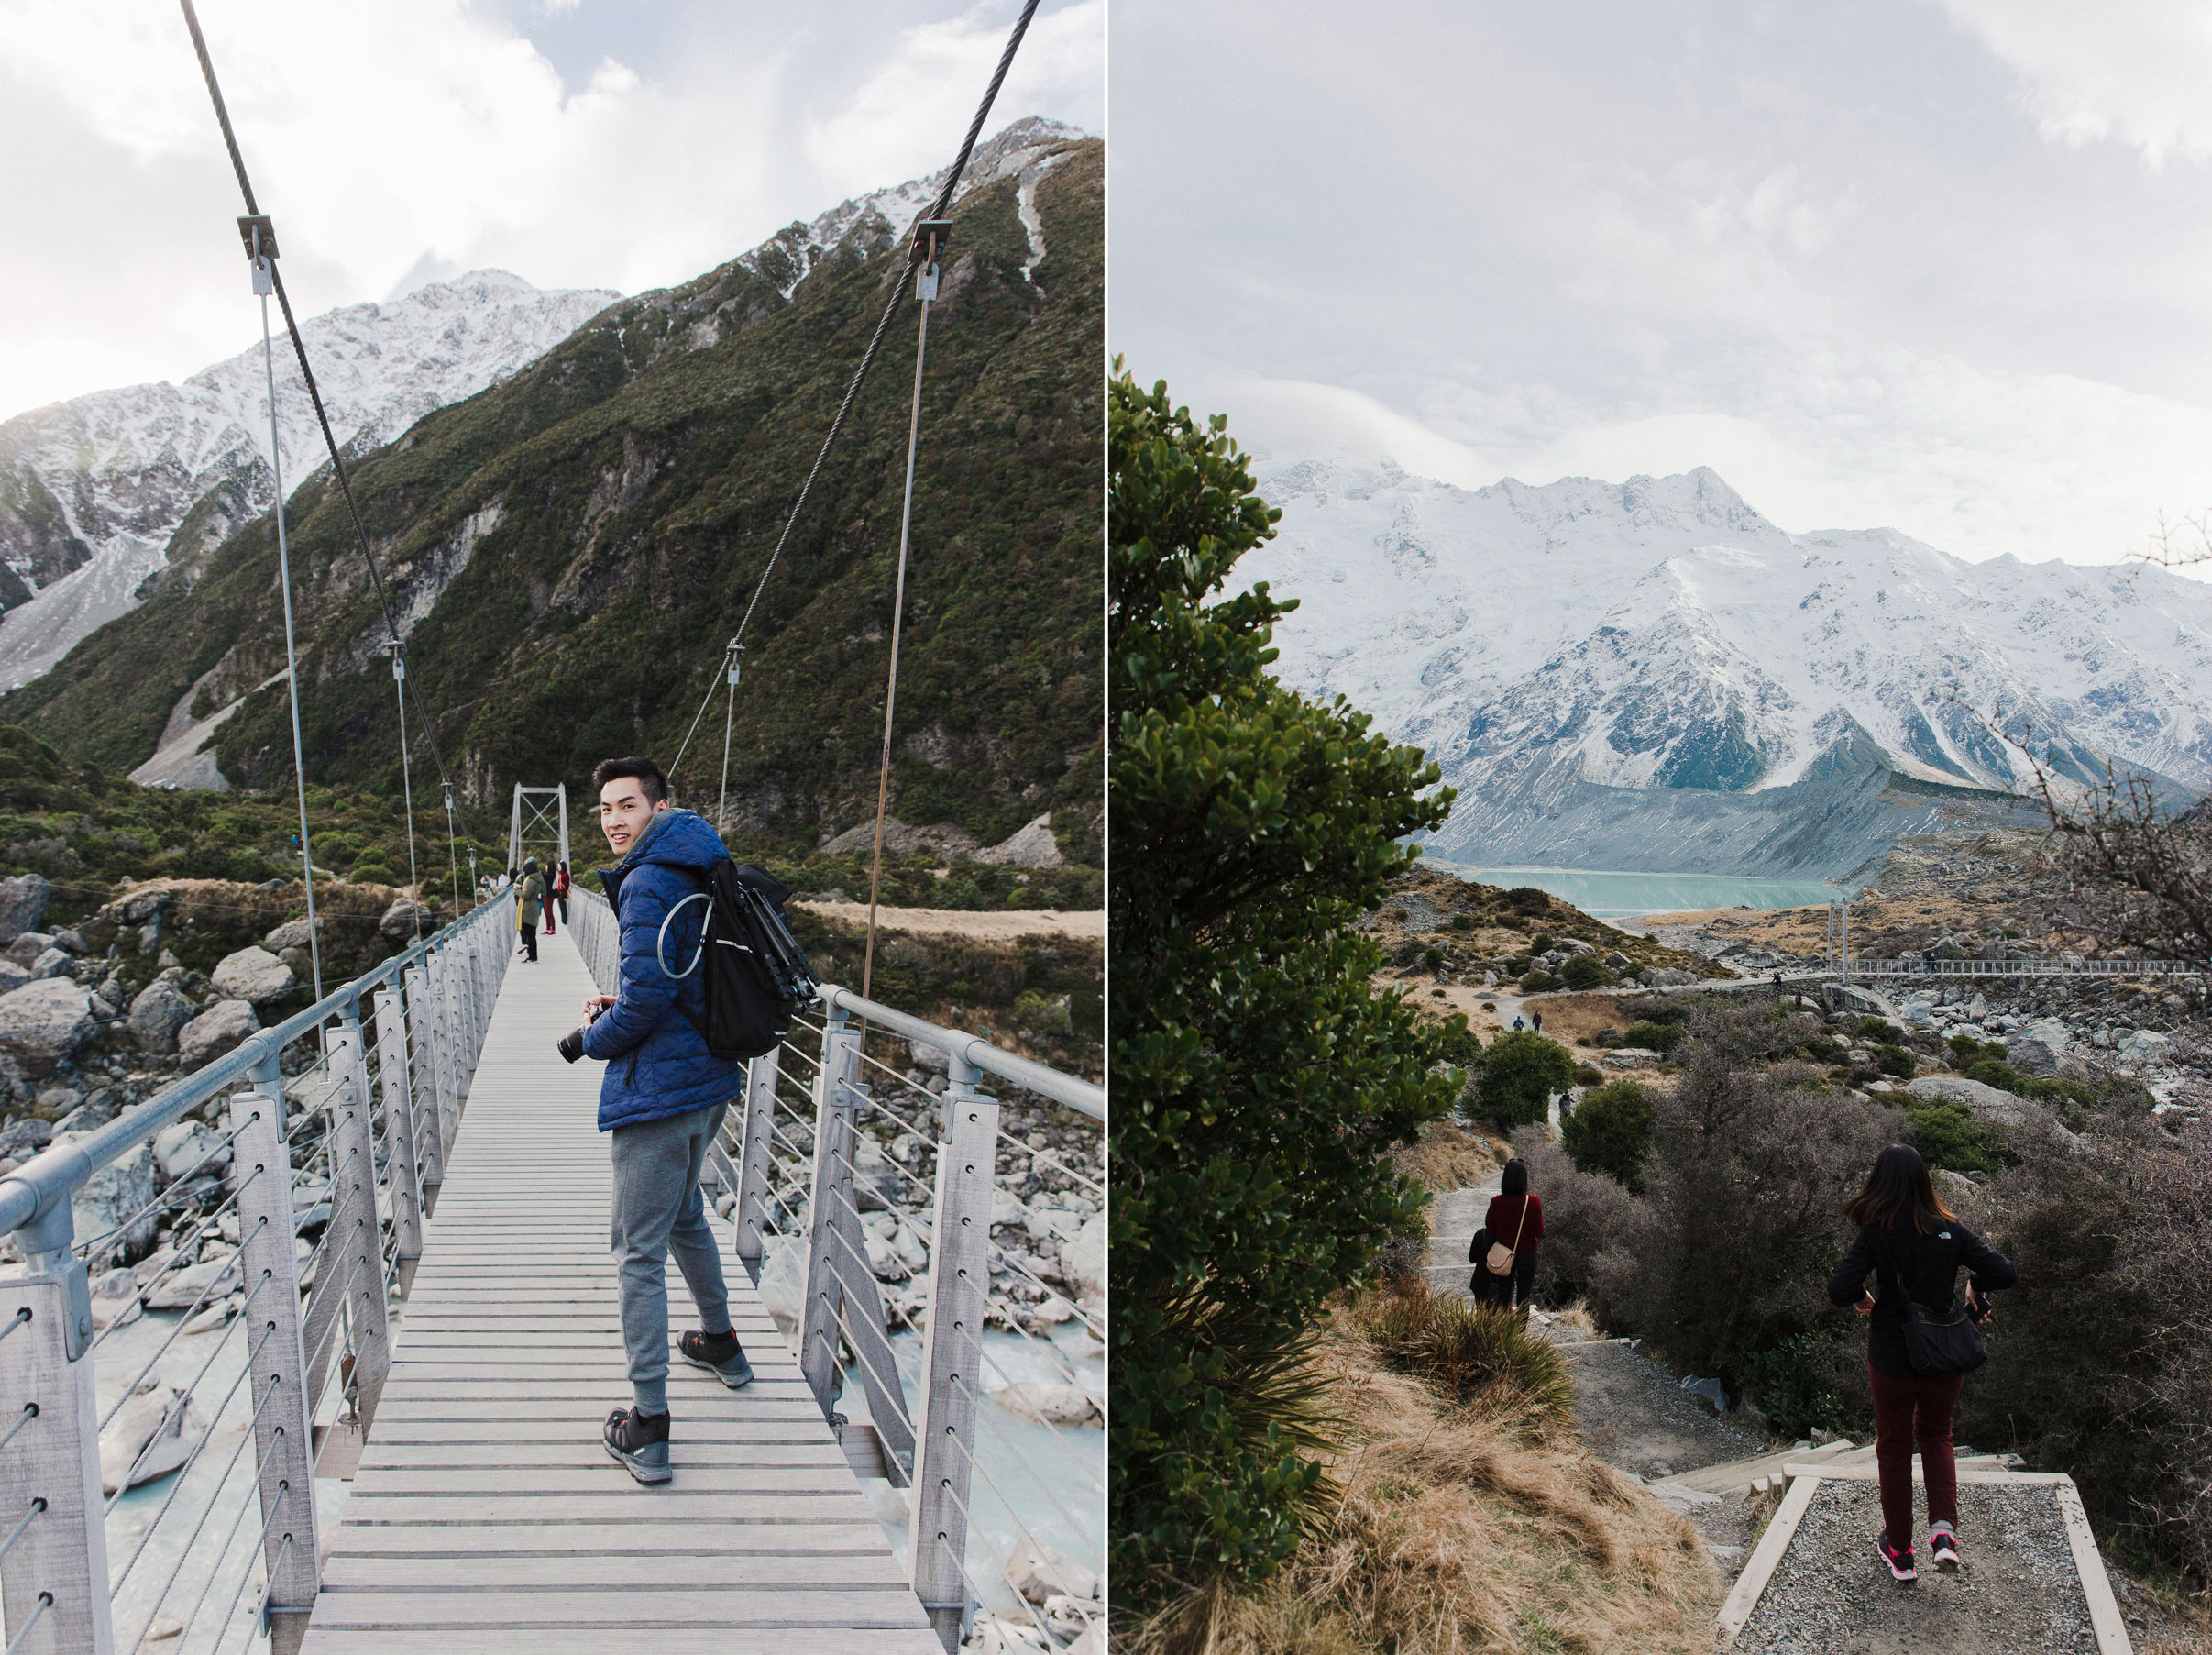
{"left": 1938, "top": 0, "right": 2212, "bottom": 166}
{"left": 0, "top": 0, "right": 1100, "bottom": 416}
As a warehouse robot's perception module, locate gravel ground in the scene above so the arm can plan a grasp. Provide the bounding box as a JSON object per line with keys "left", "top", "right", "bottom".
{"left": 1560, "top": 1338, "right": 1768, "bottom": 1477}
{"left": 1736, "top": 1480, "right": 2096, "bottom": 1655}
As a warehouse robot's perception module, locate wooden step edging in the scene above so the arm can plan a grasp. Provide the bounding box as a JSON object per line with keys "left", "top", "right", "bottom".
{"left": 1716, "top": 1464, "right": 2132, "bottom": 1654}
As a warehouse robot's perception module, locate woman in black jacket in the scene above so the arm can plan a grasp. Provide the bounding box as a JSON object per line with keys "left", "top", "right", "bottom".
{"left": 1827, "top": 1143, "right": 2017, "bottom": 1583}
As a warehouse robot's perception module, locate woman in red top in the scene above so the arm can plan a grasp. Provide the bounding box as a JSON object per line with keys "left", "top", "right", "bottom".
{"left": 1472, "top": 1159, "right": 1544, "bottom": 1315}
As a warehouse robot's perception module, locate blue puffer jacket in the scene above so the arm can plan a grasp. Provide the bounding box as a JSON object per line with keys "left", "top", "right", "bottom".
{"left": 579, "top": 808, "right": 744, "bottom": 1131}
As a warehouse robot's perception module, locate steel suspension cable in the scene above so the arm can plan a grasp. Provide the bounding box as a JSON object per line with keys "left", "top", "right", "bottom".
{"left": 181, "top": 0, "right": 491, "bottom": 886}
{"left": 668, "top": 0, "right": 1040, "bottom": 791}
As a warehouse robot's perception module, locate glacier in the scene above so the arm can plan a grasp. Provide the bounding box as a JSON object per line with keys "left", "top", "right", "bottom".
{"left": 1243, "top": 459, "right": 2212, "bottom": 877}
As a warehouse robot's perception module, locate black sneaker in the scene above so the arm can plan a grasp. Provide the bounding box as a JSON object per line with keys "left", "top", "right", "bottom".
{"left": 680, "top": 1327, "right": 754, "bottom": 1388}
{"left": 1876, "top": 1528, "right": 1917, "bottom": 1583}
{"left": 1930, "top": 1522, "right": 1959, "bottom": 1572}
{"left": 603, "top": 1407, "right": 671, "bottom": 1484}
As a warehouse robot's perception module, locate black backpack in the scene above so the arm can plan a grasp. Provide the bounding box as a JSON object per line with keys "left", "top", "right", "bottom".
{"left": 662, "top": 861, "right": 820, "bottom": 1060}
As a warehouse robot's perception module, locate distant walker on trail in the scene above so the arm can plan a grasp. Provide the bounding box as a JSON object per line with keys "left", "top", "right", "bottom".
{"left": 514, "top": 857, "right": 545, "bottom": 963}
{"left": 555, "top": 756, "right": 755, "bottom": 1484}
{"left": 1827, "top": 1143, "right": 2017, "bottom": 1583}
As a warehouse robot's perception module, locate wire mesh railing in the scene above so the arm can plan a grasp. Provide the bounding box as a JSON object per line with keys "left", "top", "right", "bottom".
{"left": 571, "top": 887, "right": 1105, "bottom": 1653}
{"left": 0, "top": 890, "right": 515, "bottom": 1655}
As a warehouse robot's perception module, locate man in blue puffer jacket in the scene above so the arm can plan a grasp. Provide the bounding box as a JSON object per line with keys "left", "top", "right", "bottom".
{"left": 556, "top": 755, "right": 755, "bottom": 1484}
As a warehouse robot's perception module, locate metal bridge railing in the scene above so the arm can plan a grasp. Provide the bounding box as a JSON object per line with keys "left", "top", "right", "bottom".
{"left": 573, "top": 888, "right": 1106, "bottom": 1654}
{"left": 0, "top": 890, "right": 516, "bottom": 1655}
{"left": 1832, "top": 955, "right": 2203, "bottom": 982}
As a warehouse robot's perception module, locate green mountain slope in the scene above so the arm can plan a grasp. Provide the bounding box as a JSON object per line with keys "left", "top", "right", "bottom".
{"left": 5, "top": 133, "right": 1101, "bottom": 859}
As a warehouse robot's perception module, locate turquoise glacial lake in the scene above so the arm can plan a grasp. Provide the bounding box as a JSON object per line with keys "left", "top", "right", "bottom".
{"left": 1431, "top": 863, "right": 1848, "bottom": 921}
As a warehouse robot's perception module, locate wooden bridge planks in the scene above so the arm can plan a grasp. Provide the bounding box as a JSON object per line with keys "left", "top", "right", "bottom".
{"left": 302, "top": 928, "right": 936, "bottom": 1652}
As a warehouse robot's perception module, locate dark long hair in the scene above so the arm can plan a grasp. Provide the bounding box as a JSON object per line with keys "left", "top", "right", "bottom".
{"left": 1501, "top": 1158, "right": 1529, "bottom": 1198}
{"left": 1843, "top": 1143, "right": 1954, "bottom": 1235}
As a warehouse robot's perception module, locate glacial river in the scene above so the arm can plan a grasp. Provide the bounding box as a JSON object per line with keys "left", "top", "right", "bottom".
{"left": 1434, "top": 863, "right": 1848, "bottom": 921}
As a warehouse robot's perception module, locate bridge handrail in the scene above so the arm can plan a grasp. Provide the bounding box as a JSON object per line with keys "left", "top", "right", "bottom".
{"left": 0, "top": 885, "right": 517, "bottom": 1653}
{"left": 571, "top": 885, "right": 1105, "bottom": 1651}
{"left": 0, "top": 895, "right": 512, "bottom": 1246}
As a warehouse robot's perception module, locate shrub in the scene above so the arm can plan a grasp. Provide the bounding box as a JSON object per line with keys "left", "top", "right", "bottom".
{"left": 1964, "top": 1056, "right": 2028, "bottom": 1093}
{"left": 1519, "top": 970, "right": 1561, "bottom": 993}
{"left": 1902, "top": 1100, "right": 2008, "bottom": 1175}
{"left": 1507, "top": 887, "right": 1551, "bottom": 916}
{"left": 1804, "top": 1036, "right": 1842, "bottom": 1062}
{"left": 1470, "top": 1032, "right": 1577, "bottom": 1129}
{"left": 1873, "top": 1043, "right": 1917, "bottom": 1079}
{"left": 1109, "top": 371, "right": 1458, "bottom": 1596}
{"left": 347, "top": 863, "right": 399, "bottom": 887}
{"left": 1950, "top": 1032, "right": 1998, "bottom": 1064}
{"left": 1529, "top": 932, "right": 1555, "bottom": 954}
{"left": 1509, "top": 1129, "right": 1636, "bottom": 1307}
{"left": 1744, "top": 1330, "right": 1862, "bottom": 1440}
{"left": 1621, "top": 1020, "right": 1684, "bottom": 1054}
{"left": 1857, "top": 1015, "right": 1898, "bottom": 1040}
{"left": 1573, "top": 1063, "right": 1604, "bottom": 1087}
{"left": 1447, "top": 913, "right": 1473, "bottom": 932}
{"left": 1560, "top": 1080, "right": 1656, "bottom": 1191}
{"left": 1347, "top": 1279, "right": 1574, "bottom": 1424}
{"left": 1431, "top": 1016, "right": 1482, "bottom": 1069}
{"left": 1558, "top": 953, "right": 1608, "bottom": 991}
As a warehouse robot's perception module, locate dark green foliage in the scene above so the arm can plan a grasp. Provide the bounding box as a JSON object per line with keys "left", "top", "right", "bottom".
{"left": 1857, "top": 1015, "right": 1898, "bottom": 1041}
{"left": 1804, "top": 1036, "right": 1842, "bottom": 1062}
{"left": 1744, "top": 1331, "right": 1862, "bottom": 1440}
{"left": 1431, "top": 1015, "right": 1482, "bottom": 1069}
{"left": 1561, "top": 1080, "right": 1657, "bottom": 1191}
{"left": 1472, "top": 1032, "right": 1577, "bottom": 1130}
{"left": 8, "top": 141, "right": 1104, "bottom": 858}
{"left": 1622, "top": 1020, "right": 1685, "bottom": 1054}
{"left": 1950, "top": 1032, "right": 2000, "bottom": 1064}
{"left": 1520, "top": 970, "right": 1561, "bottom": 992}
{"left": 1873, "top": 1043, "right": 1918, "bottom": 1078}
{"left": 1447, "top": 913, "right": 1474, "bottom": 932}
{"left": 1507, "top": 887, "right": 1550, "bottom": 916}
{"left": 1421, "top": 944, "right": 1445, "bottom": 972}
{"left": 1964, "top": 1056, "right": 2028, "bottom": 1092}
{"left": 1558, "top": 953, "right": 1609, "bottom": 991}
{"left": 1107, "top": 372, "right": 1458, "bottom": 1596}
{"left": 1530, "top": 932, "right": 1555, "bottom": 954}
{"left": 1573, "top": 1062, "right": 1605, "bottom": 1087}
{"left": 1902, "top": 1100, "right": 2009, "bottom": 1175}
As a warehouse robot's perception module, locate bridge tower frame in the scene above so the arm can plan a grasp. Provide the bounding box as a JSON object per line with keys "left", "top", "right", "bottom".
{"left": 507, "top": 784, "right": 569, "bottom": 877}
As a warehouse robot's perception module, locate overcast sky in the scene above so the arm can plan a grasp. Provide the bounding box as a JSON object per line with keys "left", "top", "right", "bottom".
{"left": 0, "top": 0, "right": 1099, "bottom": 420}
{"left": 1108, "top": 0, "right": 2212, "bottom": 574}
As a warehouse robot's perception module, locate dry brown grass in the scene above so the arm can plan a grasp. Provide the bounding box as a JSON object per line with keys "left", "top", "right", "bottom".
{"left": 1392, "top": 1119, "right": 1510, "bottom": 1192}
{"left": 1125, "top": 1323, "right": 1722, "bottom": 1655}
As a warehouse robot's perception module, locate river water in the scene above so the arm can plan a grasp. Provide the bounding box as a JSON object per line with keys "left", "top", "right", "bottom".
{"left": 1434, "top": 863, "right": 1847, "bottom": 920}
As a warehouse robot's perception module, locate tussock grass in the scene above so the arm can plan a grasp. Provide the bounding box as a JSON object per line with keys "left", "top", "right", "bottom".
{"left": 1344, "top": 1280, "right": 1576, "bottom": 1426}
{"left": 1126, "top": 1296, "right": 1722, "bottom": 1655}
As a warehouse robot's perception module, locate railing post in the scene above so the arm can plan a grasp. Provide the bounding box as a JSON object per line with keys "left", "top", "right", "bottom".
{"left": 429, "top": 947, "right": 458, "bottom": 1158}
{"left": 403, "top": 963, "right": 444, "bottom": 1192}
{"left": 0, "top": 1198, "right": 113, "bottom": 1655}
{"left": 371, "top": 983, "right": 423, "bottom": 1267}
{"left": 732, "top": 1051, "right": 779, "bottom": 1283}
{"left": 315, "top": 1021, "right": 391, "bottom": 1431}
{"left": 229, "top": 1087, "right": 320, "bottom": 1654}
{"left": 439, "top": 943, "right": 468, "bottom": 1121}
{"left": 800, "top": 1017, "right": 862, "bottom": 1417}
{"left": 908, "top": 1059, "right": 997, "bottom": 1654}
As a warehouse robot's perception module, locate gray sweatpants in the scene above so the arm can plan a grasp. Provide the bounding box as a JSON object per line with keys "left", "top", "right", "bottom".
{"left": 609, "top": 1101, "right": 731, "bottom": 1413}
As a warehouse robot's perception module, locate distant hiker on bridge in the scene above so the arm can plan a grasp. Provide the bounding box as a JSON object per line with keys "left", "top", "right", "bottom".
{"left": 1469, "top": 1158, "right": 1543, "bottom": 1316}
{"left": 514, "top": 858, "right": 545, "bottom": 962}
{"left": 550, "top": 858, "right": 571, "bottom": 932}
{"left": 556, "top": 756, "right": 754, "bottom": 1485}
{"left": 1828, "top": 1144, "right": 2016, "bottom": 1583}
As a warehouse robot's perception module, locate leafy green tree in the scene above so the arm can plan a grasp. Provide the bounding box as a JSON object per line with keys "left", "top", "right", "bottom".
{"left": 1562, "top": 1079, "right": 1657, "bottom": 1190}
{"left": 1623, "top": 1020, "right": 1685, "bottom": 1054}
{"left": 1559, "top": 953, "right": 1609, "bottom": 990}
{"left": 1108, "top": 370, "right": 1458, "bottom": 1596}
{"left": 1473, "top": 1032, "right": 1578, "bottom": 1128}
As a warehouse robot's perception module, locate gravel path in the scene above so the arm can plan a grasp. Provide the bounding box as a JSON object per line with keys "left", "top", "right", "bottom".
{"left": 1561, "top": 1338, "right": 1767, "bottom": 1477}
{"left": 1736, "top": 1480, "right": 2096, "bottom": 1655}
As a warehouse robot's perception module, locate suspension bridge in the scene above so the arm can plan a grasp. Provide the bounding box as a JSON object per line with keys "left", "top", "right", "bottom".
{"left": 0, "top": 867, "right": 1104, "bottom": 1654}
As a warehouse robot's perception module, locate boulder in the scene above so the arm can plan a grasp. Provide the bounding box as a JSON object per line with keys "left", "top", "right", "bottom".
{"left": 2006, "top": 1021, "right": 2073, "bottom": 1076}
{"left": 52, "top": 1092, "right": 121, "bottom": 1137}
{"left": 378, "top": 899, "right": 432, "bottom": 941}
{"left": 0, "top": 979, "right": 95, "bottom": 1076}
{"left": 907, "top": 1039, "right": 950, "bottom": 1076}
{"left": 127, "top": 980, "right": 197, "bottom": 1054}
{"left": 28, "top": 947, "right": 72, "bottom": 982}
{"left": 1006, "top": 1537, "right": 1099, "bottom": 1604}
{"left": 151, "top": 1120, "right": 226, "bottom": 1183}
{"left": 1602, "top": 1048, "right": 1662, "bottom": 1068}
{"left": 176, "top": 1000, "right": 259, "bottom": 1069}
{"left": 89, "top": 1265, "right": 142, "bottom": 1330}
{"left": 98, "top": 1386, "right": 207, "bottom": 1495}
{"left": 261, "top": 917, "right": 321, "bottom": 954}
{"left": 210, "top": 947, "right": 294, "bottom": 1006}
{"left": 5, "top": 932, "right": 54, "bottom": 967}
{"left": 990, "top": 1381, "right": 1101, "bottom": 1427}
{"left": 1062, "top": 1213, "right": 1105, "bottom": 1307}
{"left": 0, "top": 1115, "right": 52, "bottom": 1158}
{"left": 2120, "top": 1030, "right": 2173, "bottom": 1065}
{"left": 974, "top": 813, "right": 1067, "bottom": 869}
{"left": 72, "top": 1143, "right": 158, "bottom": 1261}
{"left": 1903, "top": 1076, "right": 2085, "bottom": 1152}
{"left": 142, "top": 1254, "right": 244, "bottom": 1312}
{"left": 1641, "top": 967, "right": 1698, "bottom": 987}
{"left": 0, "top": 962, "right": 28, "bottom": 997}
{"left": 0, "top": 874, "right": 50, "bottom": 945}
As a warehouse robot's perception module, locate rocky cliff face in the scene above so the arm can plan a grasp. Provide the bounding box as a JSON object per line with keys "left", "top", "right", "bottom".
{"left": 0, "top": 272, "right": 622, "bottom": 690}
{"left": 1242, "top": 461, "right": 2212, "bottom": 876}
{"left": 2, "top": 121, "right": 1102, "bottom": 855}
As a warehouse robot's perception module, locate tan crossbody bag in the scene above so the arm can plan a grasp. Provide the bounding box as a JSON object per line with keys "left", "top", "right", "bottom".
{"left": 1485, "top": 1197, "right": 1530, "bottom": 1276}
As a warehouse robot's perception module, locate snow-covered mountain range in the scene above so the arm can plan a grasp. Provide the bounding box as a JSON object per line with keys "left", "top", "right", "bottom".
{"left": 0, "top": 271, "right": 620, "bottom": 690}
{"left": 1245, "top": 460, "right": 2212, "bottom": 877}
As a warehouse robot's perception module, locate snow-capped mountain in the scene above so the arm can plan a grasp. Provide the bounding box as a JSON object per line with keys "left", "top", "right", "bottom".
{"left": 0, "top": 271, "right": 621, "bottom": 690}
{"left": 1246, "top": 460, "right": 2212, "bottom": 877}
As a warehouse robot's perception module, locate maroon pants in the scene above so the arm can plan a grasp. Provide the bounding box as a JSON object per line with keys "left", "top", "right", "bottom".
{"left": 1868, "top": 1363, "right": 1964, "bottom": 1547}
